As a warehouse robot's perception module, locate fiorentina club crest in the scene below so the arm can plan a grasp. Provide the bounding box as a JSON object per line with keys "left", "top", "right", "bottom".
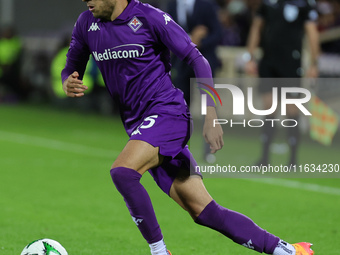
{"left": 128, "top": 16, "right": 143, "bottom": 32}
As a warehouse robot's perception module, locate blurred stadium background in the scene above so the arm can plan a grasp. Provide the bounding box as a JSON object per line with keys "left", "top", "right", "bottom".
{"left": 1, "top": 0, "right": 340, "bottom": 121}
{"left": 1, "top": 0, "right": 340, "bottom": 105}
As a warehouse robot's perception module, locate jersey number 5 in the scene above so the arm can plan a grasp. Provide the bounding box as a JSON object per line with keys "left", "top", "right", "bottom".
{"left": 131, "top": 115, "right": 158, "bottom": 136}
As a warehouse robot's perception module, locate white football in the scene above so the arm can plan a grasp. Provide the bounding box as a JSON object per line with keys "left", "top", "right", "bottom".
{"left": 20, "top": 238, "right": 68, "bottom": 255}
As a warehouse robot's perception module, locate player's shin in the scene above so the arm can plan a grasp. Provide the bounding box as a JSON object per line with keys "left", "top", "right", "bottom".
{"left": 194, "top": 200, "right": 280, "bottom": 254}
{"left": 110, "top": 167, "right": 166, "bottom": 252}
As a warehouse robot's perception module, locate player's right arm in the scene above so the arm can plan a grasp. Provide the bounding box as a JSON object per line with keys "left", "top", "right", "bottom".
{"left": 62, "top": 71, "right": 88, "bottom": 97}
{"left": 61, "top": 12, "right": 91, "bottom": 97}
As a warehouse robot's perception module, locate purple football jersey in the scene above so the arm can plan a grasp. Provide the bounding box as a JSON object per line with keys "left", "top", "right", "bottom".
{"left": 62, "top": 0, "right": 201, "bottom": 135}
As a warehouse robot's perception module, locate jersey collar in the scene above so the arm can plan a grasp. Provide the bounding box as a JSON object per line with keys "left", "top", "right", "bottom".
{"left": 114, "top": 0, "right": 138, "bottom": 22}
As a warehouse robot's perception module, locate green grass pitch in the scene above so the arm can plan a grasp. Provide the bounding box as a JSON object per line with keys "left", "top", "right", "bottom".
{"left": 0, "top": 103, "right": 339, "bottom": 254}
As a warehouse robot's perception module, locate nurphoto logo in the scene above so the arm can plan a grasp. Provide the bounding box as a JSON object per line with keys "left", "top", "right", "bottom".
{"left": 198, "top": 83, "right": 312, "bottom": 128}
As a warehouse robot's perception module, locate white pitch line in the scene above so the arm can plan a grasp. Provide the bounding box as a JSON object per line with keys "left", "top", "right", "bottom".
{"left": 245, "top": 178, "right": 340, "bottom": 196}
{"left": 0, "top": 130, "right": 120, "bottom": 159}
{"left": 2, "top": 130, "right": 339, "bottom": 196}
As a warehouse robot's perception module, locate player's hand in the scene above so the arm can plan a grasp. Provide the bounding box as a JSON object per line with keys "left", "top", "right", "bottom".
{"left": 203, "top": 106, "right": 224, "bottom": 154}
{"left": 245, "top": 59, "right": 258, "bottom": 76}
{"left": 62, "top": 71, "right": 88, "bottom": 97}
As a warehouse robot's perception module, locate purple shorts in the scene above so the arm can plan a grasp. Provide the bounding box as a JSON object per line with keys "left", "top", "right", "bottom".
{"left": 129, "top": 113, "right": 200, "bottom": 195}
{"left": 148, "top": 145, "right": 200, "bottom": 195}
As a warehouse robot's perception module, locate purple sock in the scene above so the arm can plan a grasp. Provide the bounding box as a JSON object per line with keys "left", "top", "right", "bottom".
{"left": 110, "top": 167, "right": 163, "bottom": 244}
{"left": 195, "top": 200, "right": 280, "bottom": 254}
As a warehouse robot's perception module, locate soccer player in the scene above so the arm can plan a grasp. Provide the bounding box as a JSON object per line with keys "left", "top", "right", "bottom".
{"left": 245, "top": 0, "right": 320, "bottom": 166}
{"left": 62, "top": 0, "right": 314, "bottom": 254}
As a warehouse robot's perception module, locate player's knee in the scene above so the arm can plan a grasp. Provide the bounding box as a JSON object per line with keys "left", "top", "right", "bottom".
{"left": 110, "top": 167, "right": 125, "bottom": 186}
{"left": 186, "top": 204, "right": 207, "bottom": 221}
{"left": 191, "top": 211, "right": 201, "bottom": 221}
{"left": 110, "top": 167, "right": 142, "bottom": 191}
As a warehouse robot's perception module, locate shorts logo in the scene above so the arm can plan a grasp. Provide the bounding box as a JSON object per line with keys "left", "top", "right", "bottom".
{"left": 128, "top": 16, "right": 143, "bottom": 32}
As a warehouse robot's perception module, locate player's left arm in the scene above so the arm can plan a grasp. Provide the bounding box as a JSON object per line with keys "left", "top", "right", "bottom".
{"left": 203, "top": 106, "right": 224, "bottom": 153}
{"left": 150, "top": 10, "right": 223, "bottom": 153}
{"left": 184, "top": 47, "right": 224, "bottom": 153}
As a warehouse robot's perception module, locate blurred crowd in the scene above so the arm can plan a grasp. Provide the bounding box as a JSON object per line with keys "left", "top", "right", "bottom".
{"left": 0, "top": 0, "right": 339, "bottom": 110}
